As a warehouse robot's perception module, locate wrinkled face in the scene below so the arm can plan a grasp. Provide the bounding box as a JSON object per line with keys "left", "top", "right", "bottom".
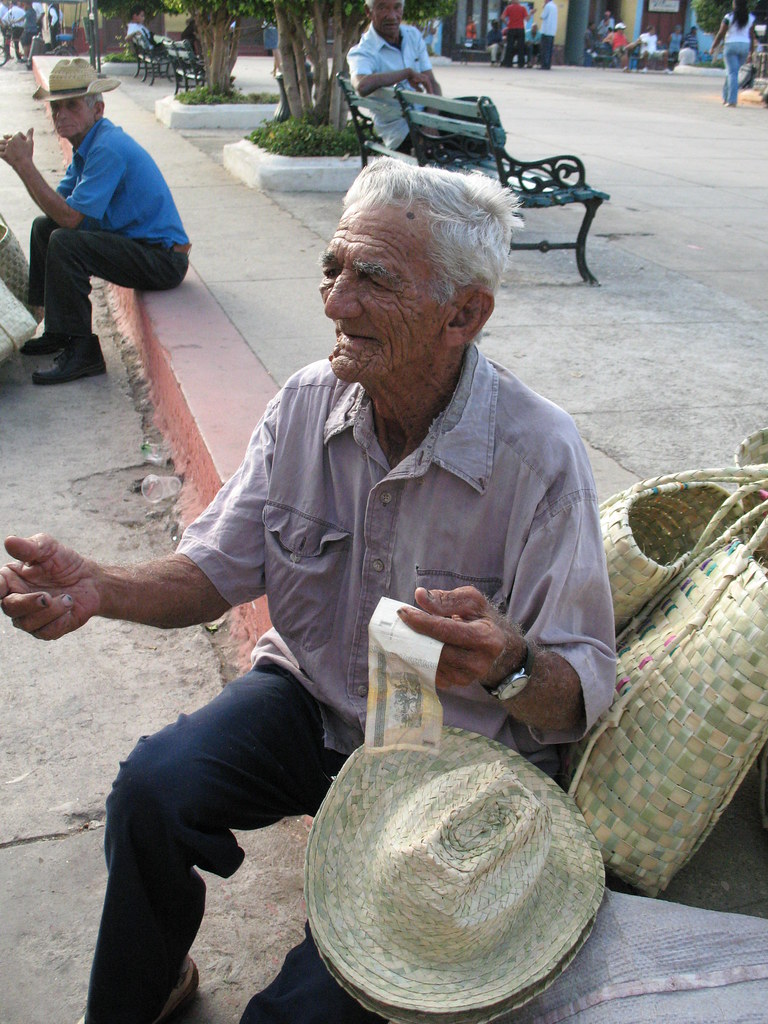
{"left": 370, "top": 0, "right": 403, "bottom": 45}
{"left": 50, "top": 96, "right": 102, "bottom": 147}
{"left": 320, "top": 203, "right": 452, "bottom": 393}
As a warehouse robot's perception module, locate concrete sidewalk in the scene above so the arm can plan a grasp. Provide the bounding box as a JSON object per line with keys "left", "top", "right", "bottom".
{"left": 0, "top": 54, "right": 766, "bottom": 1024}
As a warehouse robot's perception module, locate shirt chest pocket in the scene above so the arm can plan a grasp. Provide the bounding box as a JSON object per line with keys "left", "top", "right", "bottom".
{"left": 263, "top": 503, "right": 351, "bottom": 653}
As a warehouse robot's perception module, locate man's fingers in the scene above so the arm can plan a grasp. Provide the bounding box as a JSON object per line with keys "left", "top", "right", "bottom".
{"left": 413, "top": 585, "right": 490, "bottom": 619}
{"left": 5, "top": 533, "right": 49, "bottom": 565}
{"left": 3, "top": 590, "right": 74, "bottom": 634}
{"left": 399, "top": 602, "right": 502, "bottom": 652}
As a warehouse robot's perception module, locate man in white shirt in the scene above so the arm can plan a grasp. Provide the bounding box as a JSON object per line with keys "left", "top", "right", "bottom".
{"left": 347, "top": 0, "right": 441, "bottom": 153}
{"left": 623, "top": 24, "right": 667, "bottom": 71}
{"left": 125, "top": 5, "right": 152, "bottom": 41}
{"left": 539, "top": 0, "right": 558, "bottom": 68}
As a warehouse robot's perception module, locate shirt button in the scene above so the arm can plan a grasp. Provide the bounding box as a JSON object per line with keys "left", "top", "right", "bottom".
{"left": 357, "top": 685, "right": 368, "bottom": 697}
{"left": 380, "top": 491, "right": 392, "bottom": 505}
{"left": 372, "top": 558, "right": 385, "bottom": 572}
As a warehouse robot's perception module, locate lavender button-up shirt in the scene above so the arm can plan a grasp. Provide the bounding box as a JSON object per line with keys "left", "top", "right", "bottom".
{"left": 178, "top": 346, "right": 616, "bottom": 773}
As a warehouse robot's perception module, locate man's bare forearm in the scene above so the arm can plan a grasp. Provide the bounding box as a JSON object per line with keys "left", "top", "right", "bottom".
{"left": 96, "top": 554, "right": 230, "bottom": 628}
{"left": 19, "top": 161, "right": 83, "bottom": 227}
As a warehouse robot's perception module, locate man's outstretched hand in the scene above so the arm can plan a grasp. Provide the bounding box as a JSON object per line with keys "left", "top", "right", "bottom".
{"left": 0, "top": 534, "right": 100, "bottom": 640}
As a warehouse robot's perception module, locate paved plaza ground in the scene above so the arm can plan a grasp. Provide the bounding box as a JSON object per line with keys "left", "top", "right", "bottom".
{"left": 0, "top": 54, "right": 766, "bottom": 1023}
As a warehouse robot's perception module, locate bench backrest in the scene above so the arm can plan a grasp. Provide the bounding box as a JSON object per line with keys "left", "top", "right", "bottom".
{"left": 395, "top": 89, "right": 498, "bottom": 174}
{"left": 337, "top": 75, "right": 417, "bottom": 167}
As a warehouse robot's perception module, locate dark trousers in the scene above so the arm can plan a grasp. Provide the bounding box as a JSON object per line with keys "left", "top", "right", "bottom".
{"left": 28, "top": 215, "right": 188, "bottom": 339}
{"left": 540, "top": 33, "right": 555, "bottom": 69}
{"left": 502, "top": 28, "right": 526, "bottom": 66}
{"left": 85, "top": 667, "right": 386, "bottom": 1024}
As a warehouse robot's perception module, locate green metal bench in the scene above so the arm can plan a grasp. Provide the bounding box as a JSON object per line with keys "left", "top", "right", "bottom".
{"left": 166, "top": 40, "right": 206, "bottom": 94}
{"left": 396, "top": 88, "right": 610, "bottom": 285}
{"left": 337, "top": 76, "right": 418, "bottom": 167}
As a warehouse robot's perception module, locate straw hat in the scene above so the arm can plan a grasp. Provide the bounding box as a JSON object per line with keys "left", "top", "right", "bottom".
{"left": 33, "top": 58, "right": 120, "bottom": 102}
{"left": 305, "top": 727, "right": 604, "bottom": 1024}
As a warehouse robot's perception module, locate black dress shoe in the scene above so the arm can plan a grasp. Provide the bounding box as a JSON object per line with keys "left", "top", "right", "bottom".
{"left": 32, "top": 335, "right": 106, "bottom": 385}
{"left": 20, "top": 331, "right": 68, "bottom": 355}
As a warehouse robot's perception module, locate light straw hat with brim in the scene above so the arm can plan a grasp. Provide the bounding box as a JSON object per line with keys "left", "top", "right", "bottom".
{"left": 33, "top": 58, "right": 120, "bottom": 102}
{"left": 305, "top": 727, "right": 605, "bottom": 1024}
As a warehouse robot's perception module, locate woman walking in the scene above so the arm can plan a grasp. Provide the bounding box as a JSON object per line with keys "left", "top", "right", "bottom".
{"left": 710, "top": 0, "right": 757, "bottom": 107}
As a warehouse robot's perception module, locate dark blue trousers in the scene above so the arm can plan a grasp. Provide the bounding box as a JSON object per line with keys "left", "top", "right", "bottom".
{"left": 85, "top": 666, "right": 386, "bottom": 1024}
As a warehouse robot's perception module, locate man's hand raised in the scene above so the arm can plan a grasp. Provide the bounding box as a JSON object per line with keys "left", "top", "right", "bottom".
{"left": 0, "top": 534, "right": 100, "bottom": 640}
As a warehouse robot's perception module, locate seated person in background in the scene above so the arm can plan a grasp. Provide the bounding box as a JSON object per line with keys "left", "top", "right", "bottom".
{"left": 348, "top": 0, "right": 441, "bottom": 155}
{"left": 0, "top": 58, "right": 190, "bottom": 386}
{"left": 180, "top": 16, "right": 202, "bottom": 55}
{"left": 526, "top": 21, "right": 542, "bottom": 65}
{"left": 596, "top": 10, "right": 614, "bottom": 40}
{"left": 465, "top": 15, "right": 477, "bottom": 45}
{"left": 1, "top": 156, "right": 616, "bottom": 1024}
{"left": 125, "top": 5, "right": 158, "bottom": 46}
{"left": 667, "top": 24, "right": 682, "bottom": 65}
{"left": 681, "top": 24, "right": 698, "bottom": 59}
{"left": 611, "top": 21, "right": 628, "bottom": 50}
{"left": 487, "top": 18, "right": 503, "bottom": 64}
{"left": 622, "top": 25, "right": 667, "bottom": 70}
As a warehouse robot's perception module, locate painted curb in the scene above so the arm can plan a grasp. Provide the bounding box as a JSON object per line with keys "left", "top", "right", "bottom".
{"left": 223, "top": 139, "right": 361, "bottom": 193}
{"left": 155, "top": 94, "right": 277, "bottom": 129}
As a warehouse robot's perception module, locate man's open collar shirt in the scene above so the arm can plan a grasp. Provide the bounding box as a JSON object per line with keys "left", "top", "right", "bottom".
{"left": 178, "top": 346, "right": 616, "bottom": 774}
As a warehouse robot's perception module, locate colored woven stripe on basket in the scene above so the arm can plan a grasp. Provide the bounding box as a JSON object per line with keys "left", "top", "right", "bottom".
{"left": 570, "top": 490, "right": 768, "bottom": 896}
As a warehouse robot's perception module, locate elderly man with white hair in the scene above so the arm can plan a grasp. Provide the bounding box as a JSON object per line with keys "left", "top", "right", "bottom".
{"left": 1, "top": 160, "right": 615, "bottom": 1024}
{"left": 347, "top": 0, "right": 441, "bottom": 153}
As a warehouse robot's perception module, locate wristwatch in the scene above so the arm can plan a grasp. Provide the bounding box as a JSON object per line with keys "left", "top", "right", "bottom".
{"left": 486, "top": 641, "right": 535, "bottom": 702}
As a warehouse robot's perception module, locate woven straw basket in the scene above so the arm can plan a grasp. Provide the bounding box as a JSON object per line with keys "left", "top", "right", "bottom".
{"left": 602, "top": 480, "right": 737, "bottom": 632}
{"left": 735, "top": 429, "right": 768, "bottom": 829}
{"left": 0, "top": 214, "right": 30, "bottom": 309}
{"left": 569, "top": 471, "right": 768, "bottom": 896}
{"left": 0, "top": 277, "right": 36, "bottom": 349}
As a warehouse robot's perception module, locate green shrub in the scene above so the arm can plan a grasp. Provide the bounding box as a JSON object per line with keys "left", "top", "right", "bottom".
{"left": 177, "top": 87, "right": 280, "bottom": 106}
{"left": 103, "top": 41, "right": 135, "bottom": 63}
{"left": 248, "top": 117, "right": 361, "bottom": 158}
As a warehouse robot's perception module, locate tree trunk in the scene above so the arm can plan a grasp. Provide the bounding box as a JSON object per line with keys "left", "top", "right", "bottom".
{"left": 194, "top": 5, "right": 240, "bottom": 94}
{"left": 272, "top": 0, "right": 367, "bottom": 125}
{"left": 274, "top": 6, "right": 304, "bottom": 117}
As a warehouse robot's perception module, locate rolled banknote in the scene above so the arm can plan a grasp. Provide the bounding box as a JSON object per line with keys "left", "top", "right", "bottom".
{"left": 365, "top": 596, "right": 445, "bottom": 753}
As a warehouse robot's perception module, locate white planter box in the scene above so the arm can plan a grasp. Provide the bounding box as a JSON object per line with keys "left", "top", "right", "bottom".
{"left": 155, "top": 95, "right": 277, "bottom": 129}
{"left": 223, "top": 139, "right": 361, "bottom": 193}
{"left": 100, "top": 61, "right": 139, "bottom": 76}
{"left": 674, "top": 64, "right": 725, "bottom": 77}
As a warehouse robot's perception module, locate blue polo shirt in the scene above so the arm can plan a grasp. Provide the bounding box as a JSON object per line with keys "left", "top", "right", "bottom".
{"left": 347, "top": 24, "right": 432, "bottom": 148}
{"left": 57, "top": 117, "right": 189, "bottom": 247}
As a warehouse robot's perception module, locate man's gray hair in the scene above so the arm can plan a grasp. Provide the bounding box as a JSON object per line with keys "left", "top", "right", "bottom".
{"left": 365, "top": 0, "right": 404, "bottom": 9}
{"left": 343, "top": 159, "right": 520, "bottom": 302}
{"left": 83, "top": 92, "right": 103, "bottom": 108}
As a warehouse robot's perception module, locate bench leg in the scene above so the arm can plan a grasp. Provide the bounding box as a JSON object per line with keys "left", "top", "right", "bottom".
{"left": 575, "top": 196, "right": 603, "bottom": 286}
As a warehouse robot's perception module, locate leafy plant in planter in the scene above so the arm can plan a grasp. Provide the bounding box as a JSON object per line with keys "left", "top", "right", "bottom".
{"left": 177, "top": 86, "right": 280, "bottom": 104}
{"left": 248, "top": 116, "right": 361, "bottom": 156}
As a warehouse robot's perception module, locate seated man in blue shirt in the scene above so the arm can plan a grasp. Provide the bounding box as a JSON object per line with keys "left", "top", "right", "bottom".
{"left": 347, "top": 0, "right": 441, "bottom": 154}
{"left": 0, "top": 58, "right": 190, "bottom": 385}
